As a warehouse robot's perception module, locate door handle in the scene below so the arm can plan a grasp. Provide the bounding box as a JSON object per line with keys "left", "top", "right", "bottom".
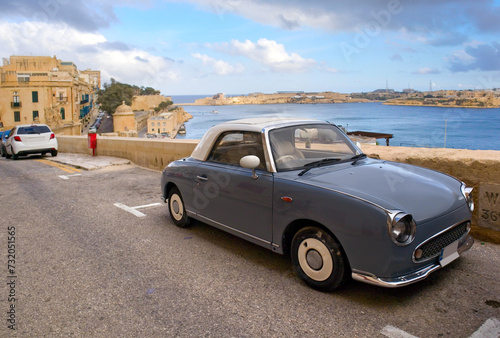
{"left": 196, "top": 175, "right": 208, "bottom": 181}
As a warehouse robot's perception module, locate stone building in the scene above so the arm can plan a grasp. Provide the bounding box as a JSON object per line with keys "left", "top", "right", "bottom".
{"left": 0, "top": 55, "right": 100, "bottom": 135}
{"left": 148, "top": 112, "right": 177, "bottom": 136}
{"left": 147, "top": 107, "right": 193, "bottom": 137}
{"left": 113, "top": 101, "right": 137, "bottom": 136}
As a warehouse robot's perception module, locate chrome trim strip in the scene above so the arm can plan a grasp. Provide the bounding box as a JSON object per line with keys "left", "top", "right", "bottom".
{"left": 352, "top": 265, "right": 441, "bottom": 288}
{"left": 352, "top": 234, "right": 473, "bottom": 288}
{"left": 189, "top": 211, "right": 272, "bottom": 246}
{"left": 412, "top": 219, "right": 471, "bottom": 263}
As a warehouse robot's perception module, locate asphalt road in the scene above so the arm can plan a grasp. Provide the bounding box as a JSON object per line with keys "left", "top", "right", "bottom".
{"left": 0, "top": 155, "right": 499, "bottom": 337}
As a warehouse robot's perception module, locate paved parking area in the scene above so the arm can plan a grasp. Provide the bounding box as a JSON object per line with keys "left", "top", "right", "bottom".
{"left": 0, "top": 155, "right": 498, "bottom": 336}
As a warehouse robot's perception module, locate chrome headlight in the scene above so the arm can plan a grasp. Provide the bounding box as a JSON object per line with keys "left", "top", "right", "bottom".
{"left": 387, "top": 212, "right": 416, "bottom": 246}
{"left": 461, "top": 184, "right": 474, "bottom": 212}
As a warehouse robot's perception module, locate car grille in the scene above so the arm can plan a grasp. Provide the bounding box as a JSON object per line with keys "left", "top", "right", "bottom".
{"left": 414, "top": 222, "right": 469, "bottom": 262}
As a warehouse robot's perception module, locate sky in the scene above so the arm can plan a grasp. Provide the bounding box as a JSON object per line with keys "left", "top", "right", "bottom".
{"left": 1, "top": 0, "right": 500, "bottom": 95}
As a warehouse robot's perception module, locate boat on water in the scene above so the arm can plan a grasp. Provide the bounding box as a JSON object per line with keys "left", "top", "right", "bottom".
{"left": 211, "top": 110, "right": 219, "bottom": 114}
{"left": 178, "top": 124, "right": 186, "bottom": 134}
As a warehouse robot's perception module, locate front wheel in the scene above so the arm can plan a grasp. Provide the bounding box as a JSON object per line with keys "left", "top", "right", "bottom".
{"left": 291, "top": 227, "right": 349, "bottom": 291}
{"left": 167, "top": 187, "right": 190, "bottom": 228}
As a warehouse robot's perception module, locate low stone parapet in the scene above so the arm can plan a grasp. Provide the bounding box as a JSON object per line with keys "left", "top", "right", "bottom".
{"left": 57, "top": 135, "right": 198, "bottom": 171}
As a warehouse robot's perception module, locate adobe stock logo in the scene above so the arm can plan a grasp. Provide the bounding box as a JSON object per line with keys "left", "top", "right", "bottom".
{"left": 339, "top": 0, "right": 404, "bottom": 63}
{"left": 192, "top": 171, "right": 231, "bottom": 210}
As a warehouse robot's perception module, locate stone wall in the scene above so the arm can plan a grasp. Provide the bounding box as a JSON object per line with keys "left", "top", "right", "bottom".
{"left": 131, "top": 95, "right": 172, "bottom": 111}
{"left": 57, "top": 135, "right": 198, "bottom": 171}
{"left": 56, "top": 136, "right": 499, "bottom": 243}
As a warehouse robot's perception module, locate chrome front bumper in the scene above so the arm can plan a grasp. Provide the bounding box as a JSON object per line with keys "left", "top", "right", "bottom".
{"left": 352, "top": 234, "right": 474, "bottom": 288}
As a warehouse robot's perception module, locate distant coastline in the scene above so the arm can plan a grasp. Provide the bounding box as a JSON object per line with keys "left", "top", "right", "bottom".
{"left": 174, "top": 89, "right": 500, "bottom": 109}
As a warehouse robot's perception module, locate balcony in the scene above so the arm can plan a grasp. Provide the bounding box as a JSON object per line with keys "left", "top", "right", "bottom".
{"left": 11, "top": 102, "right": 21, "bottom": 108}
{"left": 57, "top": 96, "right": 68, "bottom": 102}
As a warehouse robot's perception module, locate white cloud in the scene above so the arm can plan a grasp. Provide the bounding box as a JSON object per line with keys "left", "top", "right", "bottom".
{"left": 0, "top": 21, "right": 106, "bottom": 55}
{"left": 0, "top": 21, "right": 180, "bottom": 91}
{"left": 191, "top": 53, "right": 244, "bottom": 75}
{"left": 413, "top": 67, "right": 440, "bottom": 75}
{"left": 91, "top": 50, "right": 180, "bottom": 88}
{"left": 222, "top": 38, "right": 316, "bottom": 73}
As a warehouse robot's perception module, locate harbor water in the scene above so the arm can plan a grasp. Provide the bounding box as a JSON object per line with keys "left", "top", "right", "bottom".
{"left": 171, "top": 96, "right": 500, "bottom": 151}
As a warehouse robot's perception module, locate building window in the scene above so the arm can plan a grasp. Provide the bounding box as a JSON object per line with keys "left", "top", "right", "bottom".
{"left": 14, "top": 111, "right": 20, "bottom": 122}
{"left": 151, "top": 122, "right": 154, "bottom": 127}
{"left": 17, "top": 74, "right": 30, "bottom": 82}
{"left": 12, "top": 92, "right": 20, "bottom": 107}
{"left": 60, "top": 107, "right": 65, "bottom": 120}
{"left": 33, "top": 111, "right": 39, "bottom": 121}
{"left": 32, "top": 91, "right": 38, "bottom": 103}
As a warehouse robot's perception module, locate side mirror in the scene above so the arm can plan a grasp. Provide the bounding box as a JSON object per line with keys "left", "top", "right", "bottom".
{"left": 240, "top": 155, "right": 260, "bottom": 179}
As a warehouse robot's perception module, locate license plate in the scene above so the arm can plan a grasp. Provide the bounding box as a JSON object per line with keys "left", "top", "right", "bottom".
{"left": 439, "top": 240, "right": 460, "bottom": 267}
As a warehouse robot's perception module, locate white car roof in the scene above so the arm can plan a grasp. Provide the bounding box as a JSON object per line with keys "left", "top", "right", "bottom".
{"left": 15, "top": 123, "right": 50, "bottom": 128}
{"left": 190, "top": 117, "right": 322, "bottom": 161}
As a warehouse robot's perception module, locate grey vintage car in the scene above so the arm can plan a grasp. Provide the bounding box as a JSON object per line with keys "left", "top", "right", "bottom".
{"left": 161, "top": 118, "right": 474, "bottom": 291}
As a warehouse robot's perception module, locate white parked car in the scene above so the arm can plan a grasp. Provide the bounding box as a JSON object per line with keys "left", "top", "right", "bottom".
{"left": 5, "top": 124, "right": 58, "bottom": 160}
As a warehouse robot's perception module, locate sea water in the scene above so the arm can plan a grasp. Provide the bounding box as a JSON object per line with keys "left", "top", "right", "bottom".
{"left": 171, "top": 98, "right": 500, "bottom": 150}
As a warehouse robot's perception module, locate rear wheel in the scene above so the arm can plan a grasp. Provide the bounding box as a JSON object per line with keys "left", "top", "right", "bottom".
{"left": 291, "top": 226, "right": 349, "bottom": 291}
{"left": 51, "top": 150, "right": 58, "bottom": 157}
{"left": 167, "top": 187, "right": 190, "bottom": 228}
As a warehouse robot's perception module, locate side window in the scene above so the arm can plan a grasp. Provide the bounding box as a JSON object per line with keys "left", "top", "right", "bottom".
{"left": 207, "top": 131, "right": 266, "bottom": 170}
{"left": 8, "top": 128, "right": 16, "bottom": 139}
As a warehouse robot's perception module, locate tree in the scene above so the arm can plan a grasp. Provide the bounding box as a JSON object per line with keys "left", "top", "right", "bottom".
{"left": 97, "top": 79, "right": 136, "bottom": 114}
{"left": 154, "top": 100, "right": 174, "bottom": 112}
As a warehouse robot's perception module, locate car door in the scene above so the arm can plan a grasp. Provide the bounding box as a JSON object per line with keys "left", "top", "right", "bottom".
{"left": 5, "top": 128, "right": 16, "bottom": 155}
{"left": 193, "top": 131, "right": 274, "bottom": 247}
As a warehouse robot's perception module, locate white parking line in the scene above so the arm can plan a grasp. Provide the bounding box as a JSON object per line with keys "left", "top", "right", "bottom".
{"left": 381, "top": 318, "right": 500, "bottom": 338}
{"left": 381, "top": 326, "right": 418, "bottom": 338}
{"left": 470, "top": 318, "right": 500, "bottom": 338}
{"left": 59, "top": 174, "right": 82, "bottom": 180}
{"left": 114, "top": 202, "right": 162, "bottom": 218}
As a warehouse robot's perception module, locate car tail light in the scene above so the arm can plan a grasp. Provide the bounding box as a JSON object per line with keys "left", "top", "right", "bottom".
{"left": 14, "top": 136, "right": 22, "bottom": 142}
{"left": 50, "top": 133, "right": 55, "bottom": 140}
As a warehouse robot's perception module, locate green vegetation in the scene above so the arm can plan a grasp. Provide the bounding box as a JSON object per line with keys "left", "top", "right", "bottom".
{"left": 154, "top": 100, "right": 174, "bottom": 112}
{"left": 97, "top": 78, "right": 161, "bottom": 114}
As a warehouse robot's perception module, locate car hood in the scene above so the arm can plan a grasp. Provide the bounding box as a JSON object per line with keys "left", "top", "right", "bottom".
{"left": 299, "top": 159, "right": 465, "bottom": 223}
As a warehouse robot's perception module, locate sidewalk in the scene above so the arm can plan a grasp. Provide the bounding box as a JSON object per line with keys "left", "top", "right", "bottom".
{"left": 50, "top": 153, "right": 131, "bottom": 170}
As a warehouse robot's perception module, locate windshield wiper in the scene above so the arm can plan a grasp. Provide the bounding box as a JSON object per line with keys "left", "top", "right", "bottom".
{"left": 298, "top": 158, "right": 341, "bottom": 176}
{"left": 351, "top": 153, "right": 367, "bottom": 165}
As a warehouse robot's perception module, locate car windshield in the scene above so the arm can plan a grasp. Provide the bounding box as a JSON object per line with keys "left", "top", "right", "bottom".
{"left": 17, "top": 125, "right": 51, "bottom": 134}
{"left": 269, "top": 124, "right": 361, "bottom": 171}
